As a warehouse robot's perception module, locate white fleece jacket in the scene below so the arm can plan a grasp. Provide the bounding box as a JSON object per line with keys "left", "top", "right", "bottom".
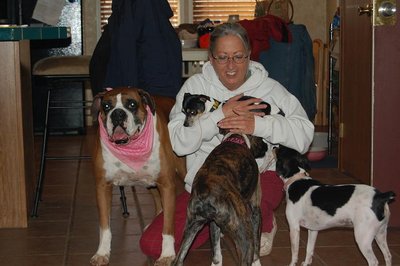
{"left": 168, "top": 61, "right": 314, "bottom": 192}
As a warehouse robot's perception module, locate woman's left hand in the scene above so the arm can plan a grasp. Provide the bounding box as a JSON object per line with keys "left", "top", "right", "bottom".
{"left": 217, "top": 109, "right": 257, "bottom": 135}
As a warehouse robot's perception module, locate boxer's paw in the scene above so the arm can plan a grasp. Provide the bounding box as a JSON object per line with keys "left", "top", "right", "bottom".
{"left": 154, "top": 255, "right": 175, "bottom": 266}
{"left": 211, "top": 260, "right": 222, "bottom": 266}
{"left": 90, "top": 253, "right": 110, "bottom": 266}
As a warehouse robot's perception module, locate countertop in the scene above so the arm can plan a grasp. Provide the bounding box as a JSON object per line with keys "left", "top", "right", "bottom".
{"left": 0, "top": 25, "right": 70, "bottom": 41}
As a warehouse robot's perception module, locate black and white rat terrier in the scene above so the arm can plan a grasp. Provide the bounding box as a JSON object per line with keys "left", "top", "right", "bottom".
{"left": 275, "top": 145, "right": 396, "bottom": 266}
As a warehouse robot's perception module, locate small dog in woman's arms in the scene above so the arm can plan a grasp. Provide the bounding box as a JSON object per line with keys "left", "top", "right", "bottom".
{"left": 181, "top": 92, "right": 279, "bottom": 127}
{"left": 275, "top": 145, "right": 396, "bottom": 266}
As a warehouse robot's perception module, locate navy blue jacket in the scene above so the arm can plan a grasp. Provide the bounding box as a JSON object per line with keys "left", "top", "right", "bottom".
{"left": 90, "top": 0, "right": 182, "bottom": 97}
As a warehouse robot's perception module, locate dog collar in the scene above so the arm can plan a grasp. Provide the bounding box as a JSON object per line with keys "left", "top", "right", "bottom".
{"left": 283, "top": 170, "right": 310, "bottom": 191}
{"left": 99, "top": 106, "right": 154, "bottom": 171}
{"left": 224, "top": 136, "right": 246, "bottom": 145}
{"left": 209, "top": 99, "right": 222, "bottom": 112}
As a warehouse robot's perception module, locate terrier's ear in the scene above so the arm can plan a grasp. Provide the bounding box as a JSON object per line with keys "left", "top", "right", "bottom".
{"left": 298, "top": 153, "right": 311, "bottom": 172}
{"left": 199, "top": 95, "right": 211, "bottom": 103}
{"left": 183, "top": 93, "right": 192, "bottom": 102}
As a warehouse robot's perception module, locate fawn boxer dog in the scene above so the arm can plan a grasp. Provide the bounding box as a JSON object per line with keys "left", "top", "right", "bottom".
{"left": 90, "top": 87, "right": 185, "bottom": 266}
{"left": 275, "top": 145, "right": 396, "bottom": 266}
{"left": 173, "top": 93, "right": 272, "bottom": 266}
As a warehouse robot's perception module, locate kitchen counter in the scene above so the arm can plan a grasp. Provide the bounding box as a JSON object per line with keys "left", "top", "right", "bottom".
{"left": 0, "top": 25, "right": 70, "bottom": 41}
{"left": 0, "top": 25, "right": 69, "bottom": 228}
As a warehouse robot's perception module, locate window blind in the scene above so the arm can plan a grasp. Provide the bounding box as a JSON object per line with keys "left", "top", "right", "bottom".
{"left": 168, "top": 0, "right": 179, "bottom": 27}
{"left": 100, "top": 0, "right": 112, "bottom": 29}
{"left": 100, "top": 0, "right": 179, "bottom": 28}
{"left": 193, "top": 0, "right": 256, "bottom": 24}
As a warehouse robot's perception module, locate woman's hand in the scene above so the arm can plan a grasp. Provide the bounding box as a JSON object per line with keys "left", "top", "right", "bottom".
{"left": 222, "top": 94, "right": 267, "bottom": 118}
{"left": 218, "top": 110, "right": 257, "bottom": 134}
{"left": 219, "top": 94, "right": 267, "bottom": 134}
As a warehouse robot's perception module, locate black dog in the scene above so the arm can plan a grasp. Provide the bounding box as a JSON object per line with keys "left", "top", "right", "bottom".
{"left": 181, "top": 93, "right": 273, "bottom": 127}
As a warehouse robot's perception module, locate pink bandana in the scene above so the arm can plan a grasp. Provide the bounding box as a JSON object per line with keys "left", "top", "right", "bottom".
{"left": 98, "top": 106, "right": 154, "bottom": 171}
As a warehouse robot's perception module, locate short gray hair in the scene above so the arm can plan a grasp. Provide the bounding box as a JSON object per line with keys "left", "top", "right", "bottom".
{"left": 209, "top": 23, "right": 251, "bottom": 55}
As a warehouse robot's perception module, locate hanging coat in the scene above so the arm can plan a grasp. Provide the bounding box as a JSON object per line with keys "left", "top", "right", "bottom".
{"left": 90, "top": 0, "right": 182, "bottom": 97}
{"left": 259, "top": 24, "right": 316, "bottom": 120}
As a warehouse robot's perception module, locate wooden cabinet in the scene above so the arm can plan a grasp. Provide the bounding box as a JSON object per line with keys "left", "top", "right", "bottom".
{"left": 0, "top": 41, "right": 35, "bottom": 228}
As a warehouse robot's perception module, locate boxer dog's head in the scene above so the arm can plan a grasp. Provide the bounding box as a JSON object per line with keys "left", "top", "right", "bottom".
{"left": 92, "top": 87, "right": 155, "bottom": 145}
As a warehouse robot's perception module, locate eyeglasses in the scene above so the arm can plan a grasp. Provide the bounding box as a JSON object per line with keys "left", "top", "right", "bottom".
{"left": 211, "top": 53, "right": 249, "bottom": 64}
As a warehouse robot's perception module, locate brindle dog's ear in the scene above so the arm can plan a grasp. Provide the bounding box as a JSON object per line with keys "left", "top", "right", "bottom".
{"left": 91, "top": 91, "right": 107, "bottom": 122}
{"left": 138, "top": 89, "right": 156, "bottom": 115}
{"left": 250, "top": 137, "right": 269, "bottom": 158}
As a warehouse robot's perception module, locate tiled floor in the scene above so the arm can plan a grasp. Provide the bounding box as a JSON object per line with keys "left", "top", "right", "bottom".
{"left": 0, "top": 127, "right": 399, "bottom": 266}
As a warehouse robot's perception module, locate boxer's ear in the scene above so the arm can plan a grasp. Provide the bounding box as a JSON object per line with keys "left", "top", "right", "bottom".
{"left": 138, "top": 89, "right": 156, "bottom": 115}
{"left": 91, "top": 91, "right": 107, "bottom": 122}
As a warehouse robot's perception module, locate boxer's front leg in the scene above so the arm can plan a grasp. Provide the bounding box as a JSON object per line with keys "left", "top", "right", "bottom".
{"left": 154, "top": 175, "right": 176, "bottom": 266}
{"left": 90, "top": 179, "right": 113, "bottom": 266}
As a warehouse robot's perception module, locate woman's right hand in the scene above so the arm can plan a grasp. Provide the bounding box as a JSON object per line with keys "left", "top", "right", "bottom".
{"left": 222, "top": 93, "right": 268, "bottom": 118}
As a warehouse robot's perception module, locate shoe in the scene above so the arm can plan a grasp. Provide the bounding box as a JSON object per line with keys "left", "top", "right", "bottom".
{"left": 260, "top": 215, "right": 277, "bottom": 256}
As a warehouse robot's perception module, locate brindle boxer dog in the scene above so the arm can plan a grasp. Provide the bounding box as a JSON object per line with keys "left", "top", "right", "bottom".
{"left": 173, "top": 93, "right": 270, "bottom": 266}
{"left": 90, "top": 87, "right": 185, "bottom": 266}
{"left": 173, "top": 132, "right": 267, "bottom": 266}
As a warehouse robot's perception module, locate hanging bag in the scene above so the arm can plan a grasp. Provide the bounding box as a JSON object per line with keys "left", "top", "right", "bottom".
{"left": 255, "top": 0, "right": 294, "bottom": 23}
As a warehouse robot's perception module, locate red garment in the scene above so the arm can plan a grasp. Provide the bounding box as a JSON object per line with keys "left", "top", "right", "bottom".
{"left": 140, "top": 170, "right": 284, "bottom": 259}
{"left": 199, "top": 33, "right": 211, "bottom": 48}
{"left": 239, "top": 15, "right": 292, "bottom": 61}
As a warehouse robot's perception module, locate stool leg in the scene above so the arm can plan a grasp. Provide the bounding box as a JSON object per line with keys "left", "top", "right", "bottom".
{"left": 31, "top": 89, "right": 51, "bottom": 217}
{"left": 119, "top": 186, "right": 130, "bottom": 217}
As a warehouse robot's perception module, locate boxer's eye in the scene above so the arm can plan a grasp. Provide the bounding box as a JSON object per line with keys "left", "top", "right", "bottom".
{"left": 102, "top": 102, "right": 112, "bottom": 112}
{"left": 126, "top": 100, "right": 137, "bottom": 111}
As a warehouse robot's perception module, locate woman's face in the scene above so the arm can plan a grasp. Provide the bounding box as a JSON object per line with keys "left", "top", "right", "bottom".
{"left": 210, "top": 34, "right": 250, "bottom": 91}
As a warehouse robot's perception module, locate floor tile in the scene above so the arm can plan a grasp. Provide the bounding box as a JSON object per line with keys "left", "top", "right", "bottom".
{"left": 2, "top": 127, "right": 399, "bottom": 266}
